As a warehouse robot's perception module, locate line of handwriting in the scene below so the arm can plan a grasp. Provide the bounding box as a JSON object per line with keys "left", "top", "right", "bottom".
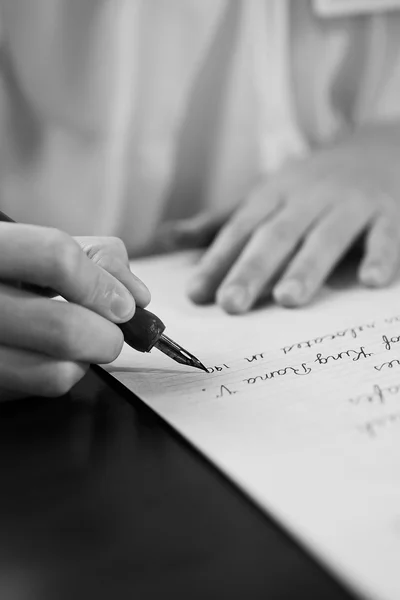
{"left": 243, "top": 362, "right": 312, "bottom": 384}
{"left": 281, "top": 323, "right": 375, "bottom": 355}
{"left": 315, "top": 346, "right": 372, "bottom": 364}
{"left": 348, "top": 383, "right": 400, "bottom": 405}
{"left": 243, "top": 347, "right": 373, "bottom": 386}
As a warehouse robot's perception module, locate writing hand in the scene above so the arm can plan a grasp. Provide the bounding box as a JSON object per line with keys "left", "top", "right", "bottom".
{"left": 181, "top": 122, "right": 400, "bottom": 313}
{"left": 0, "top": 227, "right": 150, "bottom": 399}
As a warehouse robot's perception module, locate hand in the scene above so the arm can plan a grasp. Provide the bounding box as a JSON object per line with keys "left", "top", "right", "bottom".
{"left": 175, "top": 122, "right": 400, "bottom": 313}
{"left": 0, "top": 226, "right": 150, "bottom": 399}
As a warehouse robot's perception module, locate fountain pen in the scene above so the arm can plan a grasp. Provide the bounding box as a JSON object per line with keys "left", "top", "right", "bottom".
{"left": 119, "top": 305, "right": 208, "bottom": 372}
{"left": 0, "top": 210, "right": 208, "bottom": 373}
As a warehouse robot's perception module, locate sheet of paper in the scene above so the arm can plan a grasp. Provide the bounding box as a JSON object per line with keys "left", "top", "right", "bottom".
{"left": 106, "top": 251, "right": 400, "bottom": 600}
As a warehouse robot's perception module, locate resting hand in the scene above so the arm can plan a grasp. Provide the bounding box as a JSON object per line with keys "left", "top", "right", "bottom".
{"left": 0, "top": 226, "right": 150, "bottom": 399}
{"left": 177, "top": 122, "right": 400, "bottom": 313}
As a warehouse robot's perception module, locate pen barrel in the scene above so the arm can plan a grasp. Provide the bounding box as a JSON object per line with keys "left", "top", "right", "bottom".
{"left": 118, "top": 306, "right": 166, "bottom": 353}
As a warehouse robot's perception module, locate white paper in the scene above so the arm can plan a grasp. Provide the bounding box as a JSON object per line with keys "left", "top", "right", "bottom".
{"left": 106, "top": 251, "right": 400, "bottom": 600}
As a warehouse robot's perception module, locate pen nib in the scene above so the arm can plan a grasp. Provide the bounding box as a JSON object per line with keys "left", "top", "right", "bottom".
{"left": 154, "top": 334, "right": 208, "bottom": 372}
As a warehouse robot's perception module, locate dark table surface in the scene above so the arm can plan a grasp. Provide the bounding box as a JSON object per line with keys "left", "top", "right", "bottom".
{"left": 0, "top": 366, "right": 356, "bottom": 600}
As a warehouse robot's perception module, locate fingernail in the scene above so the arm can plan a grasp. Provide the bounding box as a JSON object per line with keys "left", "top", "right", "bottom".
{"left": 111, "top": 288, "right": 135, "bottom": 319}
{"left": 361, "top": 264, "right": 389, "bottom": 286}
{"left": 361, "top": 266, "right": 380, "bottom": 285}
{"left": 273, "top": 279, "right": 303, "bottom": 306}
{"left": 187, "top": 278, "right": 211, "bottom": 304}
{"left": 218, "top": 285, "right": 250, "bottom": 314}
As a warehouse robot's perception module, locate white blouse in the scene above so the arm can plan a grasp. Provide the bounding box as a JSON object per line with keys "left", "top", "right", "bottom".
{"left": 1, "top": 0, "right": 400, "bottom": 254}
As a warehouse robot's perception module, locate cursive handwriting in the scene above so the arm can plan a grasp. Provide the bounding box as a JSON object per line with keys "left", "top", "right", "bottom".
{"left": 281, "top": 323, "right": 375, "bottom": 355}
{"left": 348, "top": 383, "right": 400, "bottom": 405}
{"left": 244, "top": 352, "right": 266, "bottom": 363}
{"left": 382, "top": 334, "right": 400, "bottom": 351}
{"left": 244, "top": 362, "right": 312, "bottom": 385}
{"left": 374, "top": 359, "right": 400, "bottom": 372}
{"left": 314, "top": 346, "right": 372, "bottom": 365}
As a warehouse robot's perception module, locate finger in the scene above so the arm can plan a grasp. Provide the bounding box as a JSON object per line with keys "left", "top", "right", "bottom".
{"left": 0, "top": 345, "right": 88, "bottom": 398}
{"left": 187, "top": 189, "right": 283, "bottom": 304}
{"left": 77, "top": 236, "right": 130, "bottom": 267}
{"left": 359, "top": 212, "right": 400, "bottom": 287}
{"left": 273, "top": 199, "right": 374, "bottom": 307}
{"left": 76, "top": 236, "right": 151, "bottom": 307}
{"left": 0, "top": 284, "right": 124, "bottom": 364}
{"left": 215, "top": 202, "right": 323, "bottom": 314}
{"left": 156, "top": 210, "right": 232, "bottom": 251}
{"left": 0, "top": 224, "right": 135, "bottom": 322}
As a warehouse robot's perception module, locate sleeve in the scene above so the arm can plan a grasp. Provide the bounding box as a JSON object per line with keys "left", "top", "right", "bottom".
{"left": 355, "top": 11, "right": 400, "bottom": 123}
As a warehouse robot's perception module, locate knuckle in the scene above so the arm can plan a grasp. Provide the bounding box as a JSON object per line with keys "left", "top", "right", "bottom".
{"left": 42, "top": 362, "right": 84, "bottom": 397}
{"left": 270, "top": 218, "right": 295, "bottom": 244}
{"left": 45, "top": 229, "right": 81, "bottom": 285}
{"left": 85, "top": 266, "right": 115, "bottom": 309}
{"left": 229, "top": 202, "right": 267, "bottom": 237}
{"left": 89, "top": 236, "right": 128, "bottom": 264}
{"left": 247, "top": 181, "right": 274, "bottom": 206}
{"left": 226, "top": 215, "right": 253, "bottom": 240}
{"left": 109, "top": 236, "right": 128, "bottom": 256}
{"left": 45, "top": 306, "right": 78, "bottom": 358}
{"left": 243, "top": 255, "right": 268, "bottom": 280}
{"left": 222, "top": 192, "right": 281, "bottom": 243}
{"left": 91, "top": 253, "right": 114, "bottom": 274}
{"left": 316, "top": 222, "right": 339, "bottom": 248}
